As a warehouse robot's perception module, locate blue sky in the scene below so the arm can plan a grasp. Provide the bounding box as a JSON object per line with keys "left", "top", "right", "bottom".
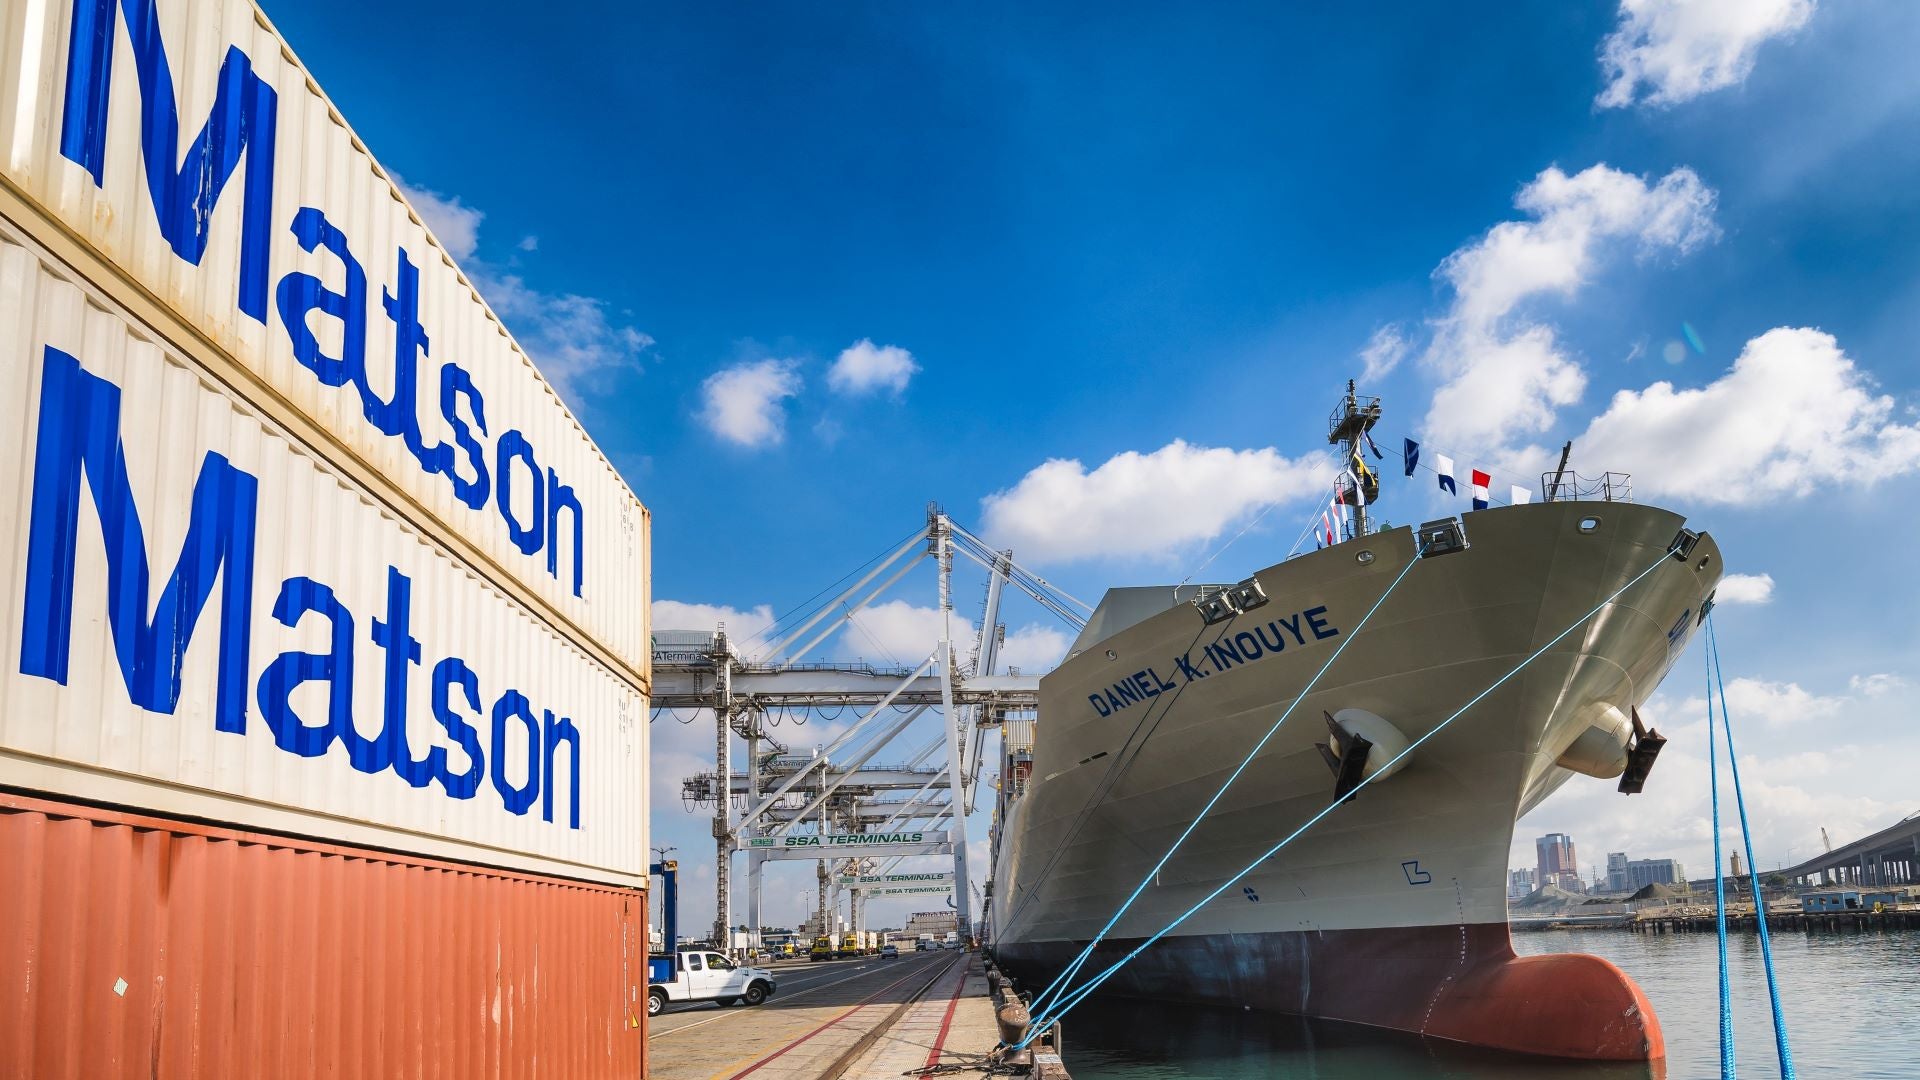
{"left": 273, "top": 0, "right": 1920, "bottom": 930}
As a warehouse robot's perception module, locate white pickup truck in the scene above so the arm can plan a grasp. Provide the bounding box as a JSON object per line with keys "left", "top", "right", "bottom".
{"left": 646, "top": 950, "right": 777, "bottom": 1016}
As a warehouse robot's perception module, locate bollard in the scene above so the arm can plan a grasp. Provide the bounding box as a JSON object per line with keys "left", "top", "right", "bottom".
{"left": 994, "top": 998, "right": 1034, "bottom": 1067}
{"left": 995, "top": 999, "right": 1032, "bottom": 1045}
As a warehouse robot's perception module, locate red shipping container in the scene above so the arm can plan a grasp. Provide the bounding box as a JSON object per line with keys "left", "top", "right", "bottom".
{"left": 0, "top": 793, "right": 647, "bottom": 1079}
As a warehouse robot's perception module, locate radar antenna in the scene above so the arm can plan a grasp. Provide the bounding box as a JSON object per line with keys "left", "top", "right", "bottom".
{"left": 1327, "top": 380, "right": 1382, "bottom": 539}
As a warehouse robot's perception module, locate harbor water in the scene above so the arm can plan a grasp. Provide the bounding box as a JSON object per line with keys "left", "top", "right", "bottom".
{"left": 1066, "top": 927, "right": 1919, "bottom": 1079}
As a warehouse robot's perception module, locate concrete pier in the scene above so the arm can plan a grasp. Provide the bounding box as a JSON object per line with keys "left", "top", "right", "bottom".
{"left": 1628, "top": 908, "right": 1920, "bottom": 933}
{"left": 839, "top": 952, "right": 1001, "bottom": 1075}
{"left": 647, "top": 950, "right": 1058, "bottom": 1079}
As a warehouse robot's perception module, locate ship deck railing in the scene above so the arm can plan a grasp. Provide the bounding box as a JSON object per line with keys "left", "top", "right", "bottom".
{"left": 1540, "top": 470, "right": 1633, "bottom": 503}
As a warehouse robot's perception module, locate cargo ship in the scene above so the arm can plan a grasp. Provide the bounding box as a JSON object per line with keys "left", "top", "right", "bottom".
{"left": 986, "top": 387, "right": 1720, "bottom": 1061}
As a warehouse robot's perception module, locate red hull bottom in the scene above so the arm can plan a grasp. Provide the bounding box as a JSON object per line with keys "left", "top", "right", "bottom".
{"left": 992, "top": 922, "right": 1663, "bottom": 1061}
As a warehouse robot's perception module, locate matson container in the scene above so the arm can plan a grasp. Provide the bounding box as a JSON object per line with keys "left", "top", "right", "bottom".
{"left": 0, "top": 0, "right": 651, "bottom": 1074}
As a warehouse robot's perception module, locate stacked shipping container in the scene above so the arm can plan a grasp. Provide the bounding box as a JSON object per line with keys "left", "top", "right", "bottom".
{"left": 0, "top": 0, "right": 650, "bottom": 1074}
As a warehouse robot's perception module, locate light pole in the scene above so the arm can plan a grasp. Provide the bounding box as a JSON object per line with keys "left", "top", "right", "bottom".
{"left": 650, "top": 847, "right": 679, "bottom": 952}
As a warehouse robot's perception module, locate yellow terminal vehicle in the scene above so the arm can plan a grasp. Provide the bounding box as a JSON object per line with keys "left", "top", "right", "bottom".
{"left": 839, "top": 932, "right": 861, "bottom": 958}
{"left": 809, "top": 936, "right": 833, "bottom": 962}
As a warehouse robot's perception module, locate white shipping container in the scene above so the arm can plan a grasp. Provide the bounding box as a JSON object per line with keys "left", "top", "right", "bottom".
{"left": 0, "top": 222, "right": 648, "bottom": 884}
{"left": 0, "top": 0, "right": 647, "bottom": 687}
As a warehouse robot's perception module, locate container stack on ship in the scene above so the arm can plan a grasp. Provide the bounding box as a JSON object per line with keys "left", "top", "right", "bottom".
{"left": 0, "top": 2, "right": 652, "bottom": 1075}
{"left": 989, "top": 387, "right": 1720, "bottom": 1062}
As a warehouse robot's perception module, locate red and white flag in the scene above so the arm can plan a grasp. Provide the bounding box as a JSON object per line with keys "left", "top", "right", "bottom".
{"left": 1471, "top": 469, "right": 1491, "bottom": 510}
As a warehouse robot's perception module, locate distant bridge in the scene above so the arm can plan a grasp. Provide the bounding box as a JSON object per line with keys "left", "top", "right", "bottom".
{"left": 1775, "top": 812, "right": 1920, "bottom": 887}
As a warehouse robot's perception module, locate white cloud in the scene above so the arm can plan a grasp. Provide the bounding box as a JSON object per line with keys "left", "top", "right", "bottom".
{"left": 393, "top": 178, "right": 652, "bottom": 408}
{"left": 1719, "top": 677, "right": 1843, "bottom": 730}
{"left": 828, "top": 339, "right": 920, "bottom": 396}
{"left": 1440, "top": 167, "right": 1718, "bottom": 336}
{"left": 652, "top": 600, "right": 778, "bottom": 652}
{"left": 1422, "top": 165, "right": 1717, "bottom": 458}
{"left": 1424, "top": 328, "right": 1588, "bottom": 461}
{"left": 1597, "top": 0, "right": 1815, "bottom": 109}
{"left": 838, "top": 600, "right": 975, "bottom": 666}
{"left": 1714, "top": 573, "right": 1774, "bottom": 605}
{"left": 832, "top": 607, "right": 1071, "bottom": 673}
{"left": 1358, "top": 323, "right": 1411, "bottom": 383}
{"left": 980, "top": 440, "right": 1333, "bottom": 564}
{"left": 481, "top": 274, "right": 654, "bottom": 405}
{"left": 999, "top": 623, "right": 1072, "bottom": 674}
{"left": 1575, "top": 327, "right": 1920, "bottom": 505}
{"left": 700, "top": 359, "right": 803, "bottom": 448}
{"left": 1850, "top": 673, "right": 1908, "bottom": 697}
{"left": 395, "top": 179, "right": 483, "bottom": 261}
{"left": 518, "top": 235, "right": 539, "bottom": 252}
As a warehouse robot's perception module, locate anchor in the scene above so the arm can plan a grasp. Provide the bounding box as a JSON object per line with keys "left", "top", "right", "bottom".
{"left": 1315, "top": 711, "right": 1375, "bottom": 804}
{"left": 1616, "top": 708, "right": 1666, "bottom": 794}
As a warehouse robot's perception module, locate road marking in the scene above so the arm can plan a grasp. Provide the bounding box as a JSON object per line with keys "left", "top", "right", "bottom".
{"left": 917, "top": 962, "right": 970, "bottom": 1077}
{"left": 647, "top": 958, "right": 899, "bottom": 1040}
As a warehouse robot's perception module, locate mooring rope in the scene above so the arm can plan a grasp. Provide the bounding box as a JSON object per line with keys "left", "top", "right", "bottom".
{"left": 1707, "top": 637, "right": 1737, "bottom": 1079}
{"left": 1709, "top": 615, "right": 1797, "bottom": 1078}
{"left": 1017, "top": 544, "right": 1681, "bottom": 1047}
{"left": 1025, "top": 537, "right": 1433, "bottom": 1019}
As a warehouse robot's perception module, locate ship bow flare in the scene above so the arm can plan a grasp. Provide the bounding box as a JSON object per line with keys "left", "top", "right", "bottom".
{"left": 1425, "top": 946, "right": 1665, "bottom": 1060}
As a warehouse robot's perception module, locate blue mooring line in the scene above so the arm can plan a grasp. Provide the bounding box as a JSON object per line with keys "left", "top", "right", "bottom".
{"left": 1024, "top": 537, "right": 1433, "bottom": 1022}
{"left": 1707, "top": 640, "right": 1736, "bottom": 1079}
{"left": 1017, "top": 545, "right": 1678, "bottom": 1049}
{"left": 1709, "top": 616, "right": 1797, "bottom": 1078}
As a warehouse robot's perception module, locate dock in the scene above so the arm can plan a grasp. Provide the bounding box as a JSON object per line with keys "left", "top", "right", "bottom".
{"left": 647, "top": 951, "right": 1069, "bottom": 1079}
{"left": 1628, "top": 908, "right": 1920, "bottom": 933}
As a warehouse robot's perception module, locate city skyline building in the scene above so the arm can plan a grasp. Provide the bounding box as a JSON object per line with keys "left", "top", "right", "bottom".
{"left": 1626, "top": 858, "right": 1685, "bottom": 891}
{"left": 1607, "top": 852, "right": 1631, "bottom": 893}
{"left": 1537, "top": 832, "right": 1580, "bottom": 892}
{"left": 1507, "top": 868, "right": 1537, "bottom": 899}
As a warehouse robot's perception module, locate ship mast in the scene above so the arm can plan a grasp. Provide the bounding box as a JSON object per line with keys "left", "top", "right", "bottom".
{"left": 1327, "top": 380, "right": 1382, "bottom": 540}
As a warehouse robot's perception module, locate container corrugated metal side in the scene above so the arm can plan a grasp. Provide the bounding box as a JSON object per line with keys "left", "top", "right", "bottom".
{"left": 0, "top": 1, "right": 655, "bottom": 1071}
{"left": 0, "top": 791, "right": 646, "bottom": 1080}
{"left": 0, "top": 0, "right": 652, "bottom": 886}
{"left": 0, "top": 222, "right": 646, "bottom": 884}
{"left": 0, "top": 0, "right": 648, "bottom": 686}
{"left": 1002, "top": 717, "right": 1035, "bottom": 754}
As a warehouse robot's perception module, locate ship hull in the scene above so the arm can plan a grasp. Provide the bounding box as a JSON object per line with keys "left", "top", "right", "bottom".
{"left": 993, "top": 924, "right": 1661, "bottom": 1060}
{"left": 987, "top": 501, "right": 1719, "bottom": 1061}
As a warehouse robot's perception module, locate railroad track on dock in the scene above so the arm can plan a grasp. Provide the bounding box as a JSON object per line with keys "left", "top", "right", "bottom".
{"left": 727, "top": 952, "right": 964, "bottom": 1079}
{"left": 649, "top": 958, "right": 904, "bottom": 1041}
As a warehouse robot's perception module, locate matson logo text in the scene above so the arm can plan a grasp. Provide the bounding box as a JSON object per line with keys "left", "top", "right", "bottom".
{"left": 19, "top": 349, "right": 585, "bottom": 828}
{"left": 58, "top": 0, "right": 589, "bottom": 596}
